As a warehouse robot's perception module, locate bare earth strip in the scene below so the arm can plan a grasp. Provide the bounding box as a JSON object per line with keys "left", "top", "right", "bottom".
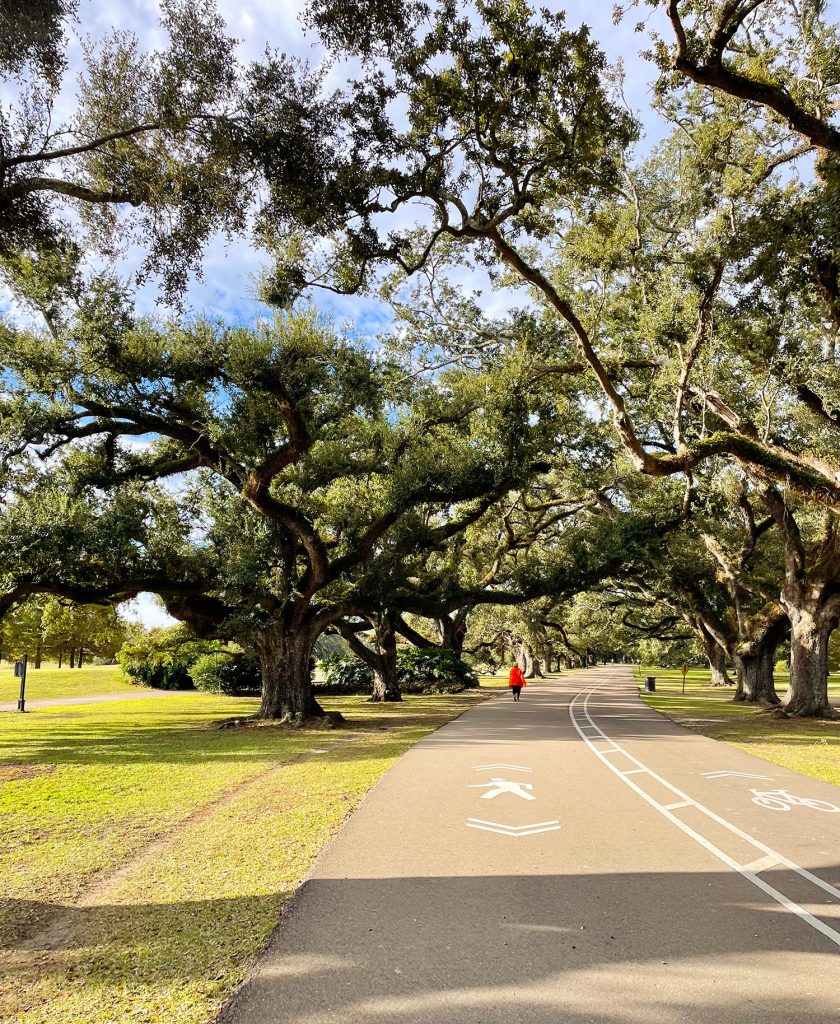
{"left": 0, "top": 690, "right": 177, "bottom": 713}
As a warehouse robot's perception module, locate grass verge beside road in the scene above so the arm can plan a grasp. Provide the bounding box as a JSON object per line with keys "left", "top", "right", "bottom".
{"left": 0, "top": 687, "right": 491, "bottom": 1024}
{"left": 637, "top": 665, "right": 840, "bottom": 789}
{"left": 477, "top": 672, "right": 509, "bottom": 688}
{"left": 0, "top": 663, "right": 136, "bottom": 703}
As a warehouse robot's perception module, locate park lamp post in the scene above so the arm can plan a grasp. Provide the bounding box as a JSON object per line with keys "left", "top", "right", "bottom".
{"left": 14, "top": 654, "right": 28, "bottom": 712}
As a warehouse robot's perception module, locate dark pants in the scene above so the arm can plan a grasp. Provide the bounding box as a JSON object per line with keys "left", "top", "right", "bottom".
{"left": 511, "top": 685, "right": 522, "bottom": 701}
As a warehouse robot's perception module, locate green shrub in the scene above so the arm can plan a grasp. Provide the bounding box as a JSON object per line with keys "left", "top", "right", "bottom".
{"left": 397, "top": 647, "right": 479, "bottom": 693}
{"left": 312, "top": 646, "right": 479, "bottom": 697}
{"left": 315, "top": 653, "right": 374, "bottom": 695}
{"left": 117, "top": 627, "right": 198, "bottom": 690}
{"left": 190, "top": 653, "right": 262, "bottom": 696}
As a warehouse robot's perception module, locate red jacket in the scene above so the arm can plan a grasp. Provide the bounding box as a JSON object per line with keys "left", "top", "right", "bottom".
{"left": 509, "top": 666, "right": 526, "bottom": 688}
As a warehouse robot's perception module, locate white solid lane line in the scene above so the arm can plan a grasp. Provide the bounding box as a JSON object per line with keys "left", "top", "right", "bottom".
{"left": 570, "top": 682, "right": 840, "bottom": 950}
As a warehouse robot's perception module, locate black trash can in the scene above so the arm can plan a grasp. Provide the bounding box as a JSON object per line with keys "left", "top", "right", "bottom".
{"left": 644, "top": 676, "right": 656, "bottom": 692}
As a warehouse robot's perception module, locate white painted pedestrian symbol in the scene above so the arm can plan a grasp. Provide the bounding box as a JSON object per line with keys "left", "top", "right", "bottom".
{"left": 471, "top": 764, "right": 532, "bottom": 773}
{"left": 468, "top": 777, "right": 536, "bottom": 801}
{"left": 466, "top": 818, "right": 560, "bottom": 837}
{"left": 749, "top": 788, "right": 840, "bottom": 812}
{"left": 702, "top": 770, "right": 773, "bottom": 781}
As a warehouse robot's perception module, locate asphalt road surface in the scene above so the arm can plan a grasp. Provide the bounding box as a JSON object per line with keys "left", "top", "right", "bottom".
{"left": 222, "top": 666, "right": 840, "bottom": 1024}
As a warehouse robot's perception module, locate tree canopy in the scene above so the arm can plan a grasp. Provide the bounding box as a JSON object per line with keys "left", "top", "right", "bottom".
{"left": 2, "top": 0, "right": 840, "bottom": 718}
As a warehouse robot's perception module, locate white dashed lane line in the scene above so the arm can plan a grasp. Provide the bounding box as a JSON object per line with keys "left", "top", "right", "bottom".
{"left": 569, "top": 682, "right": 840, "bottom": 950}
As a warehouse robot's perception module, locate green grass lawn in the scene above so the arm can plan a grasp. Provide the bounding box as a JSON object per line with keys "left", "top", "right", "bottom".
{"left": 478, "top": 672, "right": 509, "bottom": 688}
{"left": 0, "top": 687, "right": 490, "bottom": 1024}
{"left": 636, "top": 665, "right": 840, "bottom": 790}
{"left": 0, "top": 662, "right": 137, "bottom": 703}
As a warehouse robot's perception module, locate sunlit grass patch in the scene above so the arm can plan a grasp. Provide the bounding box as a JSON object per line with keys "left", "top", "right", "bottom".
{"left": 478, "top": 673, "right": 508, "bottom": 688}
{"left": 0, "top": 663, "right": 136, "bottom": 703}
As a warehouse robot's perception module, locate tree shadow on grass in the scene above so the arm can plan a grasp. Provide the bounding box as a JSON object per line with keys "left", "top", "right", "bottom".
{"left": 0, "top": 694, "right": 488, "bottom": 768}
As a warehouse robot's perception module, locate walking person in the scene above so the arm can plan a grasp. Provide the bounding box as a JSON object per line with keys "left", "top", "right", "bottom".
{"left": 508, "top": 663, "right": 526, "bottom": 701}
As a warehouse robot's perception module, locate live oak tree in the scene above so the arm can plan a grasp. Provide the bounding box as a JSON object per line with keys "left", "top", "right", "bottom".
{"left": 616, "top": 472, "right": 792, "bottom": 705}
{"left": 333, "top": 467, "right": 675, "bottom": 693}
{"left": 0, "top": 291, "right": 556, "bottom": 721}
{"left": 640, "top": 1, "right": 840, "bottom": 155}
{"left": 383, "top": 475, "right": 620, "bottom": 662}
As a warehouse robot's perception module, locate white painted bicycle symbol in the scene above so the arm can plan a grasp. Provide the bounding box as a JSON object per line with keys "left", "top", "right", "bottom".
{"left": 749, "top": 788, "right": 840, "bottom": 812}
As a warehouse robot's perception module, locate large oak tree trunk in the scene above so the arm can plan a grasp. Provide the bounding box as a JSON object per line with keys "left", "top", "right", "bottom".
{"left": 519, "top": 644, "right": 536, "bottom": 677}
{"left": 256, "top": 624, "right": 325, "bottom": 723}
{"left": 760, "top": 486, "right": 839, "bottom": 717}
{"left": 733, "top": 637, "right": 779, "bottom": 704}
{"left": 371, "top": 661, "right": 401, "bottom": 702}
{"left": 783, "top": 604, "right": 838, "bottom": 718}
{"left": 701, "top": 631, "right": 732, "bottom": 687}
{"left": 340, "top": 613, "right": 402, "bottom": 703}
{"left": 369, "top": 616, "right": 401, "bottom": 703}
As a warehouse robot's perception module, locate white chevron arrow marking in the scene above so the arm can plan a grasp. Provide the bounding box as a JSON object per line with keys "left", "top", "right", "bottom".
{"left": 466, "top": 818, "right": 560, "bottom": 837}
{"left": 471, "top": 764, "right": 533, "bottom": 772}
{"left": 702, "top": 770, "right": 774, "bottom": 780}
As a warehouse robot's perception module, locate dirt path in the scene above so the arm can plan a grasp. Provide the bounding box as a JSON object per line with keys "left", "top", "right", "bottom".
{"left": 0, "top": 689, "right": 179, "bottom": 712}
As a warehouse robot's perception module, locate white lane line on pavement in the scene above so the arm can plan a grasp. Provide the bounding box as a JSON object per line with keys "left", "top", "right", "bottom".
{"left": 743, "top": 854, "right": 780, "bottom": 873}
{"left": 622, "top": 768, "right": 648, "bottom": 776}
{"left": 702, "top": 770, "right": 774, "bottom": 780}
{"left": 466, "top": 818, "right": 561, "bottom": 837}
{"left": 579, "top": 687, "right": 840, "bottom": 906}
{"left": 570, "top": 684, "right": 840, "bottom": 949}
{"left": 472, "top": 764, "right": 533, "bottom": 772}
{"left": 663, "top": 800, "right": 693, "bottom": 810}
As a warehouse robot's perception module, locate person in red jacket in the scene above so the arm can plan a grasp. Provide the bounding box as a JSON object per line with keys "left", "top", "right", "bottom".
{"left": 508, "top": 664, "right": 526, "bottom": 701}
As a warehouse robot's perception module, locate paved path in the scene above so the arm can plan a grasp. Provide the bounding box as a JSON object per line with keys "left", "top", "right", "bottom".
{"left": 0, "top": 688, "right": 177, "bottom": 712}
{"left": 222, "top": 666, "right": 840, "bottom": 1024}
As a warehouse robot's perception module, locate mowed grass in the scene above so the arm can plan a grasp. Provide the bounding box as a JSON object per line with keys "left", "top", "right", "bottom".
{"left": 0, "top": 663, "right": 137, "bottom": 703}
{"left": 0, "top": 687, "right": 490, "bottom": 1024}
{"left": 637, "top": 665, "right": 840, "bottom": 789}
{"left": 478, "top": 672, "right": 509, "bottom": 688}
